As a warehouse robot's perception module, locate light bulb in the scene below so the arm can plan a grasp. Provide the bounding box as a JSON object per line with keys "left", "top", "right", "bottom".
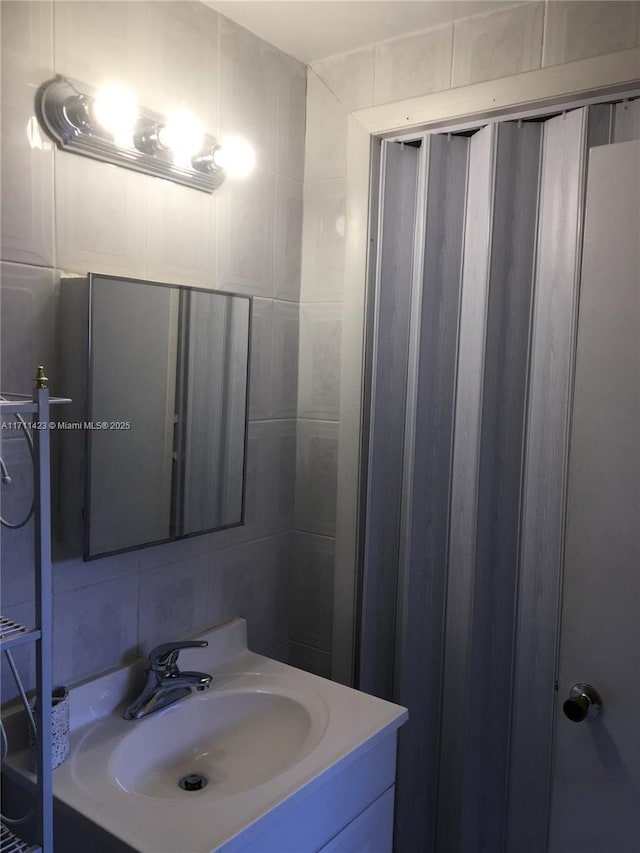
{"left": 92, "top": 84, "right": 137, "bottom": 147}
{"left": 213, "top": 136, "right": 255, "bottom": 178}
{"left": 157, "top": 110, "right": 204, "bottom": 167}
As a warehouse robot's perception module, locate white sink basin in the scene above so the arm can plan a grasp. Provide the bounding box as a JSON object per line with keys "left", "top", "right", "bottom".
{"left": 107, "top": 676, "right": 327, "bottom": 800}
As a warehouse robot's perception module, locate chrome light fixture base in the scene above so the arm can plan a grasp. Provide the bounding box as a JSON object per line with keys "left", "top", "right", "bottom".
{"left": 37, "top": 76, "right": 226, "bottom": 194}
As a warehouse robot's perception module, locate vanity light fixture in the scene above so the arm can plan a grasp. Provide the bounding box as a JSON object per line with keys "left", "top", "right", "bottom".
{"left": 212, "top": 136, "right": 256, "bottom": 179}
{"left": 92, "top": 83, "right": 138, "bottom": 147}
{"left": 37, "top": 76, "right": 255, "bottom": 193}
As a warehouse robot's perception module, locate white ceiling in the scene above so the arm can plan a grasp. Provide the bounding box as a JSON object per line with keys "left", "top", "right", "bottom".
{"left": 205, "top": 1, "right": 514, "bottom": 64}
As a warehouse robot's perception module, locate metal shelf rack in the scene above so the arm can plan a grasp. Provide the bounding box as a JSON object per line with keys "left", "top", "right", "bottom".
{"left": 1, "top": 373, "right": 70, "bottom": 853}
{"left": 1, "top": 822, "right": 40, "bottom": 853}
{"left": 0, "top": 618, "right": 41, "bottom": 653}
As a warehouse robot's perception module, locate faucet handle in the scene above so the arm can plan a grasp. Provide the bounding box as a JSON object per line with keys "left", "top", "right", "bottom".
{"left": 149, "top": 640, "right": 208, "bottom": 671}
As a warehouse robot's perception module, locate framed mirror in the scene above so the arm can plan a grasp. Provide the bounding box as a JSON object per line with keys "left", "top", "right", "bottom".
{"left": 61, "top": 274, "right": 251, "bottom": 559}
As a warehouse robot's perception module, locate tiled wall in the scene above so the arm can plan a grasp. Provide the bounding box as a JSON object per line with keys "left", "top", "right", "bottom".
{"left": 312, "top": 0, "right": 640, "bottom": 110}
{"left": 0, "top": 0, "right": 305, "bottom": 699}
{"left": 297, "top": 0, "right": 640, "bottom": 675}
{"left": 288, "top": 72, "right": 348, "bottom": 678}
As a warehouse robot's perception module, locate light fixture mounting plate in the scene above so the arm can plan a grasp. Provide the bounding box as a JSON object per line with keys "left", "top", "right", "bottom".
{"left": 37, "top": 76, "right": 225, "bottom": 194}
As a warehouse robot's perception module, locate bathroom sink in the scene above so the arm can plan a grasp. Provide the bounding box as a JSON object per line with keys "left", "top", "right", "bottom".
{"left": 3, "top": 619, "right": 407, "bottom": 853}
{"left": 67, "top": 670, "right": 329, "bottom": 809}
{"left": 109, "top": 677, "right": 325, "bottom": 800}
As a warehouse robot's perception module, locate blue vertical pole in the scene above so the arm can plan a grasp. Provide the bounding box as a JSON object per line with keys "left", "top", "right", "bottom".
{"left": 33, "top": 368, "right": 53, "bottom": 852}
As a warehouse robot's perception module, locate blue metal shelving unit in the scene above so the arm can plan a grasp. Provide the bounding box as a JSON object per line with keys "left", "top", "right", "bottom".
{"left": 1, "top": 373, "right": 70, "bottom": 853}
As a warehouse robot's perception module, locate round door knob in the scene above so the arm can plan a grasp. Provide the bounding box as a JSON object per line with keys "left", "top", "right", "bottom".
{"left": 562, "top": 682, "right": 602, "bottom": 722}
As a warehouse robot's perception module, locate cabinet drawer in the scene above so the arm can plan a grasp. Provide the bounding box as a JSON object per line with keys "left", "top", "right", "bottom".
{"left": 319, "top": 787, "right": 395, "bottom": 853}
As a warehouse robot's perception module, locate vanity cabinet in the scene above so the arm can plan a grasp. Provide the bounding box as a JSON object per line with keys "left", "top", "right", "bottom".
{"left": 223, "top": 733, "right": 398, "bottom": 853}
{"left": 42, "top": 718, "right": 400, "bottom": 853}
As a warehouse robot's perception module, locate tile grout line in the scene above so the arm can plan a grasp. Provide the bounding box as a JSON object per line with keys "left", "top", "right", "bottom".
{"left": 449, "top": 20, "right": 455, "bottom": 89}
{"left": 540, "top": 0, "right": 548, "bottom": 69}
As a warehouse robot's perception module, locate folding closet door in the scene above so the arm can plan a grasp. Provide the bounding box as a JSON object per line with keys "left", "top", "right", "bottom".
{"left": 361, "top": 98, "right": 637, "bottom": 853}
{"left": 359, "top": 141, "right": 419, "bottom": 700}
{"left": 437, "top": 122, "right": 499, "bottom": 852}
{"left": 507, "top": 107, "right": 598, "bottom": 852}
{"left": 437, "top": 119, "right": 542, "bottom": 853}
{"left": 393, "top": 132, "right": 468, "bottom": 853}
{"left": 459, "top": 119, "right": 542, "bottom": 852}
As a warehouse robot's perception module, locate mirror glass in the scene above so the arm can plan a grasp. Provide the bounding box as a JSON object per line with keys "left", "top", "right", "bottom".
{"left": 87, "top": 274, "right": 250, "bottom": 558}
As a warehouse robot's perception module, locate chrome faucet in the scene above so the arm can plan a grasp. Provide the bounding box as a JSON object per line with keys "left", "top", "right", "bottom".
{"left": 123, "top": 640, "right": 213, "bottom": 721}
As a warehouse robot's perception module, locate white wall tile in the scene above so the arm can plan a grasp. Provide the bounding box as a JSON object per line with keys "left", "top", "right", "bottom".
{"left": 543, "top": 1, "right": 638, "bottom": 67}
{"left": 262, "top": 641, "right": 290, "bottom": 664}
{"left": 298, "top": 304, "right": 342, "bottom": 421}
{"left": 0, "top": 441, "right": 36, "bottom": 608}
{"left": 208, "top": 539, "right": 254, "bottom": 625}
{"left": 53, "top": 575, "right": 139, "bottom": 685}
{"left": 249, "top": 300, "right": 298, "bottom": 420}
{"left": 53, "top": 547, "right": 140, "bottom": 596}
{"left": 452, "top": 3, "right": 543, "bottom": 87}
{"left": 304, "top": 72, "right": 347, "bottom": 182}
{"left": 271, "top": 301, "right": 299, "bottom": 418}
{"left": 0, "top": 263, "right": 58, "bottom": 597}
{"left": 220, "top": 417, "right": 294, "bottom": 544}
{"left": 219, "top": 15, "right": 280, "bottom": 173}
{"left": 245, "top": 534, "right": 290, "bottom": 651}
{"left": 136, "top": 530, "right": 211, "bottom": 573}
{"left": 208, "top": 534, "right": 291, "bottom": 652}
{"left": 53, "top": 1, "right": 147, "bottom": 93}
{"left": 295, "top": 419, "right": 338, "bottom": 537}
{"left": 289, "top": 641, "right": 331, "bottom": 678}
{"left": 55, "top": 152, "right": 146, "bottom": 277}
{"left": 138, "top": 553, "right": 211, "bottom": 651}
{"left": 144, "top": 178, "right": 216, "bottom": 287}
{"left": 276, "top": 54, "right": 307, "bottom": 181}
{"left": 238, "top": 419, "right": 268, "bottom": 540}
{"left": 216, "top": 167, "right": 275, "bottom": 296}
{"left": 0, "top": 0, "right": 54, "bottom": 266}
{"left": 248, "top": 298, "right": 274, "bottom": 420}
{"left": 143, "top": 2, "right": 218, "bottom": 131}
{"left": 0, "top": 262, "right": 59, "bottom": 395}
{"left": 374, "top": 24, "right": 453, "bottom": 105}
{"left": 290, "top": 532, "right": 334, "bottom": 651}
{"left": 312, "top": 47, "right": 375, "bottom": 112}
{"left": 274, "top": 176, "right": 303, "bottom": 302}
{"left": 301, "top": 179, "right": 347, "bottom": 302}
{"left": 266, "top": 419, "right": 297, "bottom": 533}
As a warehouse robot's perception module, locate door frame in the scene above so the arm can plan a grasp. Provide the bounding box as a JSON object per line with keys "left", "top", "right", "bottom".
{"left": 332, "top": 45, "right": 640, "bottom": 846}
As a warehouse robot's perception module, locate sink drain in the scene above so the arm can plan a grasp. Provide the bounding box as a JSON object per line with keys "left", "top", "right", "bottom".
{"left": 179, "top": 773, "right": 208, "bottom": 791}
